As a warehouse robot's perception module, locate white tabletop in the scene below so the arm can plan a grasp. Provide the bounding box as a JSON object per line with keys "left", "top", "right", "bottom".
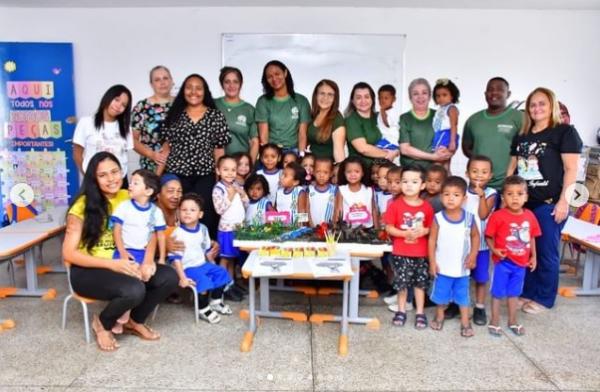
{"left": 0, "top": 206, "right": 68, "bottom": 235}
{"left": 242, "top": 250, "right": 353, "bottom": 279}
{"left": 0, "top": 232, "right": 48, "bottom": 259}
{"left": 234, "top": 240, "right": 391, "bottom": 258}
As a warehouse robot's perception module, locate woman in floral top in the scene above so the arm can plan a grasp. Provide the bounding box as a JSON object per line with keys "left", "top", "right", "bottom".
{"left": 131, "top": 65, "right": 174, "bottom": 173}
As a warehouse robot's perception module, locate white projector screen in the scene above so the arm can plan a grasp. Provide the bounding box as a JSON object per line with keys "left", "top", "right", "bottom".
{"left": 221, "top": 33, "right": 406, "bottom": 111}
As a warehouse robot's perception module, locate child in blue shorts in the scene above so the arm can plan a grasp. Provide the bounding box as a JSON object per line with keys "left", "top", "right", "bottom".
{"left": 428, "top": 176, "right": 479, "bottom": 337}
{"left": 485, "top": 176, "right": 541, "bottom": 336}
{"left": 212, "top": 155, "right": 249, "bottom": 300}
{"left": 464, "top": 155, "right": 497, "bottom": 325}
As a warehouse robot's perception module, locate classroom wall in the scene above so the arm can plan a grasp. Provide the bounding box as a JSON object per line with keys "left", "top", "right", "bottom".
{"left": 1, "top": 6, "right": 599, "bottom": 172}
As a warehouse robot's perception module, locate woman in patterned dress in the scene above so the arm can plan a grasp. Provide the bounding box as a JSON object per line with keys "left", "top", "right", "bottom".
{"left": 131, "top": 65, "right": 174, "bottom": 173}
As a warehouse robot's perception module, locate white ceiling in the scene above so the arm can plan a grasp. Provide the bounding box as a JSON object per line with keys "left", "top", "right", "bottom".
{"left": 1, "top": 0, "right": 600, "bottom": 9}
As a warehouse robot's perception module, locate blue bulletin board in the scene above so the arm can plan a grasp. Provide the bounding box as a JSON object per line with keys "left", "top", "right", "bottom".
{"left": 0, "top": 42, "right": 78, "bottom": 225}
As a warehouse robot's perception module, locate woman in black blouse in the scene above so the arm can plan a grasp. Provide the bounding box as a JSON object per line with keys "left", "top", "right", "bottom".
{"left": 507, "top": 87, "right": 582, "bottom": 313}
{"left": 161, "top": 74, "right": 230, "bottom": 236}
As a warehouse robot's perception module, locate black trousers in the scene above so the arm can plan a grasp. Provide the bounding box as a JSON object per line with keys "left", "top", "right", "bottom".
{"left": 178, "top": 174, "right": 218, "bottom": 238}
{"left": 70, "top": 264, "right": 178, "bottom": 330}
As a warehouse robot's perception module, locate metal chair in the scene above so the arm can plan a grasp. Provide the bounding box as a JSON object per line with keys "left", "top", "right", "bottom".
{"left": 61, "top": 264, "right": 96, "bottom": 343}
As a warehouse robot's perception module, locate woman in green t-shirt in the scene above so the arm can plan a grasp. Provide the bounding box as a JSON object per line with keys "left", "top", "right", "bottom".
{"left": 255, "top": 60, "right": 311, "bottom": 152}
{"left": 62, "top": 152, "right": 178, "bottom": 352}
{"left": 344, "top": 82, "right": 399, "bottom": 167}
{"left": 399, "top": 78, "right": 452, "bottom": 168}
{"left": 307, "top": 79, "right": 346, "bottom": 163}
{"left": 215, "top": 66, "right": 259, "bottom": 162}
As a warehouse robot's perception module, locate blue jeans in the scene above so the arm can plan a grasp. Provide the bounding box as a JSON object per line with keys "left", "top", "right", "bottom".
{"left": 521, "top": 203, "right": 566, "bottom": 308}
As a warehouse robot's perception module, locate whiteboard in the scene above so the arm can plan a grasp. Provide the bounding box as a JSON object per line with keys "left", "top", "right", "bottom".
{"left": 222, "top": 33, "right": 406, "bottom": 111}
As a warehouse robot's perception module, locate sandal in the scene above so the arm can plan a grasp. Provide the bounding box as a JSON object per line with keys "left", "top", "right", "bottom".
{"left": 430, "top": 319, "right": 444, "bottom": 331}
{"left": 92, "top": 315, "right": 118, "bottom": 352}
{"left": 460, "top": 323, "right": 475, "bottom": 338}
{"left": 508, "top": 324, "right": 525, "bottom": 336}
{"left": 414, "top": 313, "right": 428, "bottom": 330}
{"left": 488, "top": 324, "right": 502, "bottom": 337}
{"left": 198, "top": 306, "right": 221, "bottom": 324}
{"left": 392, "top": 311, "right": 406, "bottom": 327}
{"left": 123, "top": 321, "right": 161, "bottom": 341}
{"left": 522, "top": 302, "right": 547, "bottom": 314}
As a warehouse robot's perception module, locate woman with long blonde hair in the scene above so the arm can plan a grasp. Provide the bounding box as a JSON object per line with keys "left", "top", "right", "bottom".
{"left": 506, "top": 87, "right": 582, "bottom": 314}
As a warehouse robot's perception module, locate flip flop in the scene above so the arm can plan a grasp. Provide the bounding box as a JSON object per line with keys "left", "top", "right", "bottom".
{"left": 123, "top": 323, "right": 160, "bottom": 341}
{"left": 508, "top": 324, "right": 525, "bottom": 336}
{"left": 430, "top": 319, "right": 444, "bottom": 331}
{"left": 522, "top": 302, "right": 547, "bottom": 314}
{"left": 92, "top": 315, "right": 118, "bottom": 352}
{"left": 487, "top": 324, "right": 502, "bottom": 337}
{"left": 461, "top": 324, "right": 475, "bottom": 338}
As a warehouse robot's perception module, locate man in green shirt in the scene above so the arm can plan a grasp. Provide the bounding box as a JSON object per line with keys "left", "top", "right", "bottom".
{"left": 462, "top": 77, "right": 524, "bottom": 190}
{"left": 255, "top": 94, "right": 311, "bottom": 150}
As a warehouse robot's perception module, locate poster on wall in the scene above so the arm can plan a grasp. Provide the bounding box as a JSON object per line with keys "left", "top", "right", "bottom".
{"left": 0, "top": 42, "right": 78, "bottom": 225}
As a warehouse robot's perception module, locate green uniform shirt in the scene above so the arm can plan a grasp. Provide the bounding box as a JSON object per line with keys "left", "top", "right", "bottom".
{"left": 215, "top": 97, "right": 258, "bottom": 155}
{"left": 307, "top": 113, "right": 345, "bottom": 159}
{"left": 255, "top": 93, "right": 311, "bottom": 149}
{"left": 345, "top": 111, "right": 382, "bottom": 167}
{"left": 462, "top": 108, "right": 523, "bottom": 190}
{"left": 399, "top": 109, "right": 435, "bottom": 169}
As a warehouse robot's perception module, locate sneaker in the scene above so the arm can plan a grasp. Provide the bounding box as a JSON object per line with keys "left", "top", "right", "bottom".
{"left": 444, "top": 303, "right": 459, "bottom": 319}
{"left": 224, "top": 288, "right": 243, "bottom": 302}
{"left": 383, "top": 294, "right": 397, "bottom": 305}
{"left": 387, "top": 302, "right": 413, "bottom": 313}
{"left": 198, "top": 306, "right": 221, "bottom": 324}
{"left": 234, "top": 282, "right": 249, "bottom": 295}
{"left": 473, "top": 307, "right": 487, "bottom": 326}
{"left": 210, "top": 300, "right": 233, "bottom": 315}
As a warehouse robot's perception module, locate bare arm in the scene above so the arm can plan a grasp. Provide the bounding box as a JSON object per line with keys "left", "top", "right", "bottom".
{"left": 332, "top": 126, "right": 347, "bottom": 164}
{"left": 506, "top": 156, "right": 517, "bottom": 177}
{"left": 62, "top": 215, "right": 140, "bottom": 278}
{"left": 298, "top": 122, "right": 308, "bottom": 152}
{"left": 399, "top": 142, "right": 450, "bottom": 162}
{"left": 258, "top": 122, "right": 269, "bottom": 145}
{"left": 529, "top": 236, "right": 537, "bottom": 271}
{"left": 156, "top": 231, "right": 166, "bottom": 264}
{"left": 350, "top": 138, "right": 395, "bottom": 160}
{"left": 466, "top": 223, "right": 480, "bottom": 269}
{"left": 72, "top": 144, "right": 84, "bottom": 175}
{"left": 112, "top": 223, "right": 129, "bottom": 260}
{"left": 371, "top": 190, "right": 380, "bottom": 230}
{"left": 428, "top": 219, "right": 439, "bottom": 277}
{"left": 132, "top": 130, "right": 154, "bottom": 160}
{"left": 478, "top": 192, "right": 497, "bottom": 220}
{"left": 297, "top": 191, "right": 308, "bottom": 220}
{"left": 249, "top": 137, "right": 259, "bottom": 164}
{"left": 461, "top": 138, "right": 473, "bottom": 158}
{"left": 333, "top": 191, "right": 343, "bottom": 225}
{"left": 448, "top": 106, "right": 459, "bottom": 152}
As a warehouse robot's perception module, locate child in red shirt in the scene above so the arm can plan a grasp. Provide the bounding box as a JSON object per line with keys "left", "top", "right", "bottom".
{"left": 384, "top": 165, "right": 434, "bottom": 329}
{"left": 485, "top": 175, "right": 541, "bottom": 337}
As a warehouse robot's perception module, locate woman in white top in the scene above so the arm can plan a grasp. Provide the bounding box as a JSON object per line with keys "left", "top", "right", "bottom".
{"left": 73, "top": 84, "right": 134, "bottom": 186}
